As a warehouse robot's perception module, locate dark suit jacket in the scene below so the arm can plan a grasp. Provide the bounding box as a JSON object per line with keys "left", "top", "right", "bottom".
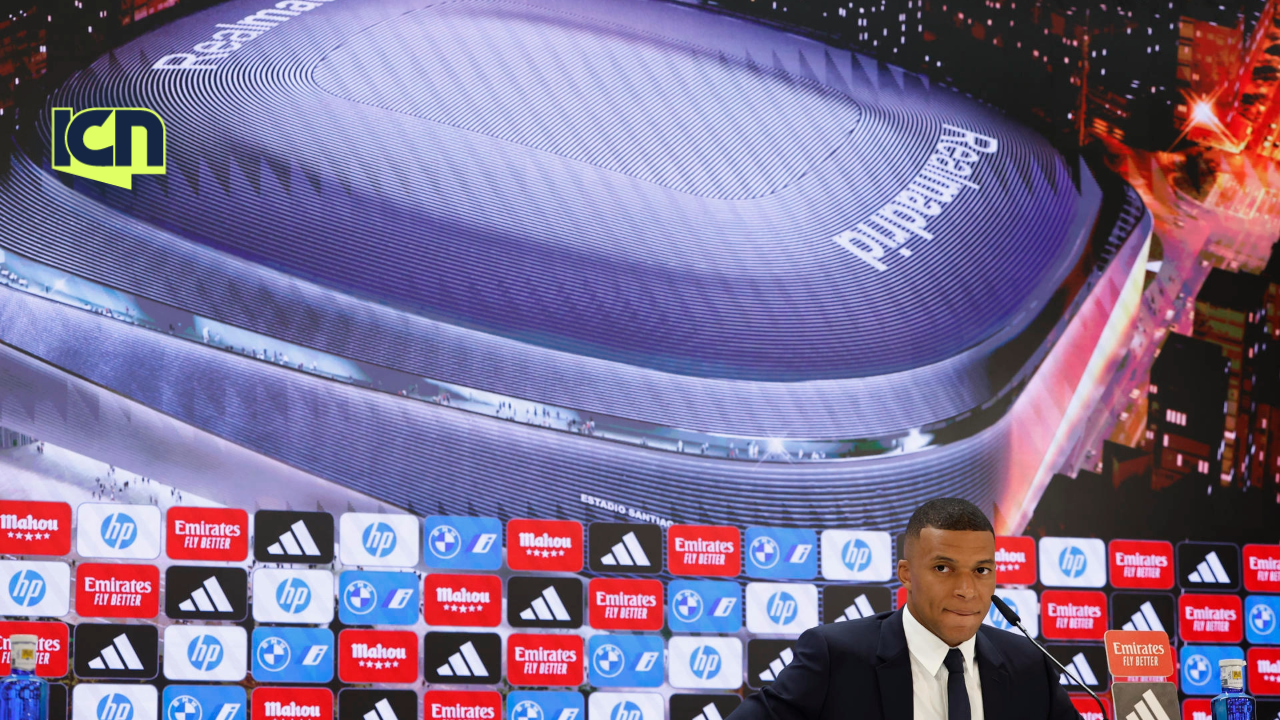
{"left": 730, "top": 610, "right": 1085, "bottom": 720}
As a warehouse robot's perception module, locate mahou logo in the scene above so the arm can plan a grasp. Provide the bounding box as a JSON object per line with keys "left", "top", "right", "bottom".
{"left": 994, "top": 536, "right": 1037, "bottom": 586}
{"left": 1179, "top": 594, "right": 1243, "bottom": 644}
{"left": 1248, "top": 647, "right": 1280, "bottom": 696}
{"left": 1244, "top": 544, "right": 1280, "bottom": 593}
{"left": 76, "top": 563, "right": 159, "bottom": 619}
{"left": 1109, "top": 540, "right": 1174, "bottom": 590}
{"left": 507, "top": 633, "right": 583, "bottom": 687}
{"left": 424, "top": 691, "right": 501, "bottom": 720}
{"left": 338, "top": 630, "right": 418, "bottom": 684}
{"left": 253, "top": 687, "right": 333, "bottom": 720}
{"left": 167, "top": 507, "right": 248, "bottom": 561}
{"left": 0, "top": 501, "right": 71, "bottom": 556}
{"left": 0, "top": 621, "right": 67, "bottom": 677}
{"left": 423, "top": 574, "right": 502, "bottom": 627}
{"left": 506, "top": 519, "right": 582, "bottom": 572}
{"left": 589, "top": 579, "right": 663, "bottom": 631}
{"left": 669, "top": 526, "right": 741, "bottom": 577}
{"left": 1041, "top": 590, "right": 1107, "bottom": 641}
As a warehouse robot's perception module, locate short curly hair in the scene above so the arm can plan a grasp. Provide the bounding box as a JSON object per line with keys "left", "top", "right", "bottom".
{"left": 904, "top": 497, "right": 993, "bottom": 541}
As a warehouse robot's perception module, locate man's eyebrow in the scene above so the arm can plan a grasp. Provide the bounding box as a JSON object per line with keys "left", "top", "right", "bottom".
{"left": 928, "top": 555, "right": 996, "bottom": 566}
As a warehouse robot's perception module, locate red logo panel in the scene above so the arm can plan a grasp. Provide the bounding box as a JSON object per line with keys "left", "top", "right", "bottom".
{"left": 1244, "top": 544, "right": 1280, "bottom": 593}
{"left": 588, "top": 578, "right": 663, "bottom": 630}
{"left": 1250, "top": 647, "right": 1280, "bottom": 696}
{"left": 668, "top": 525, "right": 741, "bottom": 577}
{"left": 1070, "top": 695, "right": 1110, "bottom": 720}
{"left": 506, "top": 519, "right": 582, "bottom": 572}
{"left": 507, "top": 633, "right": 583, "bottom": 687}
{"left": 1179, "top": 594, "right": 1242, "bottom": 644}
{"left": 1041, "top": 590, "right": 1108, "bottom": 640}
{"left": 339, "top": 629, "right": 418, "bottom": 683}
{"left": 75, "top": 563, "right": 158, "bottom": 618}
{"left": 424, "top": 574, "right": 502, "bottom": 627}
{"left": 253, "top": 688, "right": 333, "bottom": 720}
{"left": 0, "top": 501, "right": 71, "bottom": 556}
{"left": 0, "top": 621, "right": 67, "bottom": 677}
{"left": 1182, "top": 699, "right": 1211, "bottom": 720}
{"left": 425, "top": 691, "right": 501, "bottom": 720}
{"left": 995, "top": 536, "right": 1037, "bottom": 586}
{"left": 1109, "top": 540, "right": 1174, "bottom": 590}
{"left": 166, "top": 507, "right": 248, "bottom": 561}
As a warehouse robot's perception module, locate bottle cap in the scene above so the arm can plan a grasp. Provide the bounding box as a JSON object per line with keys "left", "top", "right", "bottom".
{"left": 1220, "top": 658, "right": 1245, "bottom": 689}
{"left": 8, "top": 634, "right": 37, "bottom": 671}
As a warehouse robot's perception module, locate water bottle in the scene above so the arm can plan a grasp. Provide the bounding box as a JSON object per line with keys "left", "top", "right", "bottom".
{"left": 1212, "top": 658, "right": 1256, "bottom": 720}
{"left": 0, "top": 634, "right": 48, "bottom": 720}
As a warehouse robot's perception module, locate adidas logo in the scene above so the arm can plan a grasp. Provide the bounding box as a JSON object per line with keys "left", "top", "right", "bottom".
{"left": 690, "top": 704, "right": 724, "bottom": 720}
{"left": 758, "top": 647, "right": 794, "bottom": 683}
{"left": 833, "top": 594, "right": 875, "bottom": 622}
{"left": 362, "top": 699, "right": 399, "bottom": 720}
{"left": 435, "top": 641, "right": 490, "bottom": 677}
{"left": 178, "top": 576, "right": 235, "bottom": 614}
{"left": 1121, "top": 689, "right": 1172, "bottom": 720}
{"left": 1121, "top": 601, "right": 1166, "bottom": 633}
{"left": 518, "top": 586, "right": 572, "bottom": 623}
{"left": 267, "top": 521, "right": 323, "bottom": 557}
{"left": 1058, "top": 652, "right": 1099, "bottom": 687}
{"left": 87, "top": 633, "right": 145, "bottom": 671}
{"left": 1187, "top": 551, "right": 1232, "bottom": 584}
{"left": 598, "top": 532, "right": 651, "bottom": 567}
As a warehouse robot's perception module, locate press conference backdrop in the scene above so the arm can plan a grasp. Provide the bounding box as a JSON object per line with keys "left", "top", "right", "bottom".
{"left": 0, "top": 0, "right": 1277, "bottom": 719}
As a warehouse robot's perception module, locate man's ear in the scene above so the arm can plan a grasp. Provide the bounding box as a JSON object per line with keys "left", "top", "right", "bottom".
{"left": 897, "top": 558, "right": 911, "bottom": 590}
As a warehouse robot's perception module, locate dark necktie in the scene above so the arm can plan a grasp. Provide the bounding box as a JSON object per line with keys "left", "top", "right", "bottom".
{"left": 943, "top": 648, "right": 971, "bottom": 720}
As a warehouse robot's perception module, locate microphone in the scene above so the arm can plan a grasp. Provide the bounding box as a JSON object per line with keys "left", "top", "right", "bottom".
{"left": 990, "top": 595, "right": 1109, "bottom": 720}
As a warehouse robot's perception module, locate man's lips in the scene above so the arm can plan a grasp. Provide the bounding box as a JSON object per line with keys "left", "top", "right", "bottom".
{"left": 944, "top": 609, "right": 982, "bottom": 617}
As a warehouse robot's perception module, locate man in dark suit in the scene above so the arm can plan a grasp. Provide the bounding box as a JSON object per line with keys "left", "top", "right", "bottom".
{"left": 729, "top": 498, "right": 1084, "bottom": 720}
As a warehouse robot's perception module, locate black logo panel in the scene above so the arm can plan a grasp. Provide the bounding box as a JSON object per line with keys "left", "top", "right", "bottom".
{"left": 73, "top": 623, "right": 158, "bottom": 680}
{"left": 1176, "top": 541, "right": 1240, "bottom": 591}
{"left": 746, "top": 639, "right": 797, "bottom": 689}
{"left": 1109, "top": 592, "right": 1176, "bottom": 640}
{"left": 423, "top": 632, "right": 501, "bottom": 685}
{"left": 507, "top": 576, "right": 583, "bottom": 629}
{"left": 822, "top": 586, "right": 892, "bottom": 624}
{"left": 1044, "top": 644, "right": 1109, "bottom": 693}
{"left": 1257, "top": 700, "right": 1280, "bottom": 720}
{"left": 165, "top": 566, "right": 248, "bottom": 621}
{"left": 588, "top": 523, "right": 662, "bottom": 574}
{"left": 670, "top": 695, "right": 741, "bottom": 720}
{"left": 339, "top": 689, "right": 418, "bottom": 720}
{"left": 49, "top": 683, "right": 67, "bottom": 720}
{"left": 253, "top": 510, "right": 335, "bottom": 563}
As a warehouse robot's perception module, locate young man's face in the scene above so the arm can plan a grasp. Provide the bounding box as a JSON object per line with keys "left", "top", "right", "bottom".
{"left": 897, "top": 527, "right": 997, "bottom": 647}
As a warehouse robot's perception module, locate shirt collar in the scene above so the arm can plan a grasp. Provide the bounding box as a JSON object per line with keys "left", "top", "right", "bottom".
{"left": 902, "top": 603, "right": 978, "bottom": 677}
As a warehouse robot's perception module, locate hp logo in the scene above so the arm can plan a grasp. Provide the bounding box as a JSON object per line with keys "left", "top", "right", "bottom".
{"left": 342, "top": 580, "right": 377, "bottom": 614}
{"left": 428, "top": 525, "right": 461, "bottom": 559}
{"left": 592, "top": 644, "right": 625, "bottom": 678}
{"left": 361, "top": 522, "right": 397, "bottom": 558}
{"left": 1057, "top": 546, "right": 1087, "bottom": 579}
{"left": 275, "top": 577, "right": 311, "bottom": 614}
{"left": 256, "top": 636, "right": 291, "bottom": 672}
{"left": 987, "top": 598, "right": 1015, "bottom": 630}
{"left": 673, "top": 589, "right": 703, "bottom": 621}
{"left": 188, "top": 634, "right": 224, "bottom": 671}
{"left": 609, "top": 702, "right": 643, "bottom": 720}
{"left": 166, "top": 695, "right": 202, "bottom": 720}
{"left": 689, "top": 645, "right": 722, "bottom": 680}
{"left": 1251, "top": 604, "right": 1276, "bottom": 634}
{"left": 750, "top": 537, "right": 780, "bottom": 569}
{"left": 1184, "top": 654, "right": 1212, "bottom": 686}
{"left": 766, "top": 591, "right": 798, "bottom": 626}
{"left": 100, "top": 512, "right": 138, "bottom": 550}
{"left": 7, "top": 569, "right": 45, "bottom": 607}
{"left": 97, "top": 694, "right": 135, "bottom": 720}
{"left": 512, "top": 701, "right": 544, "bottom": 720}
{"left": 841, "top": 539, "right": 873, "bottom": 573}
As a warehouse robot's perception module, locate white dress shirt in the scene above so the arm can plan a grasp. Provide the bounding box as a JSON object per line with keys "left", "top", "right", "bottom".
{"left": 902, "top": 604, "right": 985, "bottom": 720}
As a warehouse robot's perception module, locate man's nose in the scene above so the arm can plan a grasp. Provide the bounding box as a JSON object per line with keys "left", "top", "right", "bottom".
{"left": 955, "top": 573, "right": 976, "bottom": 598}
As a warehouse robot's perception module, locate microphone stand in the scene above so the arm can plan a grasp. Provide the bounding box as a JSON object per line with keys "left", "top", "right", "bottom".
{"left": 990, "top": 595, "right": 1109, "bottom": 720}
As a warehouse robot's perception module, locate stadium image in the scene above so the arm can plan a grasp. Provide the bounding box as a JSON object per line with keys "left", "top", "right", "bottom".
{"left": 0, "top": 0, "right": 1151, "bottom": 534}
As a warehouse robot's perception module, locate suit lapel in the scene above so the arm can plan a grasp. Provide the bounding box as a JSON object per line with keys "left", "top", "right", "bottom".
{"left": 875, "top": 611, "right": 914, "bottom": 720}
{"left": 976, "top": 630, "right": 1009, "bottom": 720}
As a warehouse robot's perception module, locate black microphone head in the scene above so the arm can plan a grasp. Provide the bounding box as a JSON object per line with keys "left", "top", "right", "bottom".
{"left": 990, "top": 594, "right": 1022, "bottom": 625}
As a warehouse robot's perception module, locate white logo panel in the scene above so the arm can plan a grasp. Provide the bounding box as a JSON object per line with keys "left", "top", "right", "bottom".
{"left": 338, "top": 513, "right": 419, "bottom": 568}
{"left": 983, "top": 589, "right": 1039, "bottom": 638}
{"left": 745, "top": 582, "right": 818, "bottom": 636}
{"left": 251, "top": 568, "right": 334, "bottom": 624}
{"left": 0, "top": 559, "right": 70, "bottom": 617}
{"left": 76, "top": 503, "right": 162, "bottom": 559}
{"left": 1038, "top": 537, "right": 1106, "bottom": 588}
{"left": 163, "top": 625, "right": 247, "bottom": 681}
{"left": 819, "top": 530, "right": 892, "bottom": 581}
{"left": 668, "top": 637, "right": 743, "bottom": 690}
{"left": 73, "top": 683, "right": 158, "bottom": 720}
{"left": 587, "top": 693, "right": 663, "bottom": 720}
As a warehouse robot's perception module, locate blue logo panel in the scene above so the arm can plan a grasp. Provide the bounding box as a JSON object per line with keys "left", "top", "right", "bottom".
{"left": 1247, "top": 595, "right": 1280, "bottom": 645}
{"left": 424, "top": 516, "right": 502, "bottom": 570}
{"left": 588, "top": 635, "right": 664, "bottom": 688}
{"left": 668, "top": 580, "right": 741, "bottom": 633}
{"left": 1180, "top": 645, "right": 1243, "bottom": 695}
{"left": 339, "top": 570, "right": 420, "bottom": 625}
{"left": 745, "top": 528, "right": 816, "bottom": 579}
{"left": 163, "top": 686, "right": 246, "bottom": 720}
{"left": 508, "top": 691, "right": 585, "bottom": 720}
{"left": 251, "top": 627, "right": 334, "bottom": 684}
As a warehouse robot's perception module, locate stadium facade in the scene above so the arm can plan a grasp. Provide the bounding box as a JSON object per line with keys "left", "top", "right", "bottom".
{"left": 0, "top": 0, "right": 1151, "bottom": 534}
